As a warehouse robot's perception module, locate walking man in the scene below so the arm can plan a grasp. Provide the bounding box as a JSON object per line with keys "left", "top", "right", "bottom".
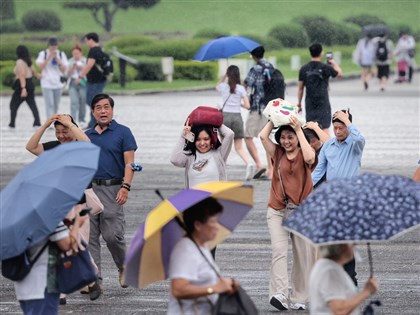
{"left": 244, "top": 46, "right": 272, "bottom": 179}
{"left": 312, "top": 109, "right": 365, "bottom": 286}
{"left": 85, "top": 94, "right": 137, "bottom": 297}
{"left": 297, "top": 43, "right": 342, "bottom": 134}
{"left": 79, "top": 32, "right": 108, "bottom": 129}
{"left": 35, "top": 37, "right": 68, "bottom": 118}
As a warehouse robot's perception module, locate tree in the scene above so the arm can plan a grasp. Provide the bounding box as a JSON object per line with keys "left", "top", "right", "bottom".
{"left": 63, "top": 0, "right": 160, "bottom": 32}
{"left": 1, "top": 0, "right": 16, "bottom": 21}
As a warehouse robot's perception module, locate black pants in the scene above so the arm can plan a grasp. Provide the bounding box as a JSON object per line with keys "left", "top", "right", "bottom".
{"left": 344, "top": 258, "right": 358, "bottom": 286}
{"left": 9, "top": 79, "right": 41, "bottom": 128}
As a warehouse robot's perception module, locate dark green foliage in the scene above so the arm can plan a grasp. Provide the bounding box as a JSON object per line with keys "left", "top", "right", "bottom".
{"left": 0, "top": 20, "right": 24, "bottom": 34}
{"left": 295, "top": 16, "right": 337, "bottom": 46}
{"left": 331, "top": 23, "right": 361, "bottom": 45}
{"left": 241, "top": 34, "right": 283, "bottom": 51}
{"left": 193, "top": 29, "right": 230, "bottom": 39}
{"left": 344, "top": 14, "right": 385, "bottom": 27}
{"left": 22, "top": 10, "right": 61, "bottom": 32}
{"left": 0, "top": 65, "right": 16, "bottom": 87}
{"left": 134, "top": 58, "right": 164, "bottom": 81}
{"left": 104, "top": 35, "right": 155, "bottom": 50}
{"left": 111, "top": 61, "right": 137, "bottom": 83}
{"left": 268, "top": 24, "right": 309, "bottom": 48}
{"left": 174, "top": 61, "right": 217, "bottom": 81}
{"left": 113, "top": 0, "right": 160, "bottom": 9}
{"left": 1, "top": 0, "right": 16, "bottom": 20}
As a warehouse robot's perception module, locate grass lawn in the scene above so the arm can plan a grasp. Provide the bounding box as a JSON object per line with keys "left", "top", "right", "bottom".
{"left": 13, "top": 0, "right": 420, "bottom": 36}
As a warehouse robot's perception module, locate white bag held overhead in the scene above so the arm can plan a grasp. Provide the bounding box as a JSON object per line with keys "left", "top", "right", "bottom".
{"left": 262, "top": 98, "right": 305, "bottom": 128}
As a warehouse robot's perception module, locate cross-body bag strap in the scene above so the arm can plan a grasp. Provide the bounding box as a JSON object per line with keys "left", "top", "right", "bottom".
{"left": 221, "top": 93, "right": 232, "bottom": 112}
{"left": 190, "top": 236, "right": 222, "bottom": 278}
{"left": 277, "top": 155, "right": 289, "bottom": 204}
{"left": 28, "top": 228, "right": 62, "bottom": 266}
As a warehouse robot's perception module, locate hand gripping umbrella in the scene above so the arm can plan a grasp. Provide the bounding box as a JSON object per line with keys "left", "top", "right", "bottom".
{"left": 0, "top": 142, "right": 100, "bottom": 260}
{"left": 283, "top": 172, "right": 420, "bottom": 276}
{"left": 124, "top": 181, "right": 254, "bottom": 288}
{"left": 192, "top": 36, "right": 261, "bottom": 62}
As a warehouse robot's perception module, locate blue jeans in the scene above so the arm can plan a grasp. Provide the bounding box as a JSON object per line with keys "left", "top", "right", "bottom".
{"left": 86, "top": 81, "right": 106, "bottom": 128}
{"left": 42, "top": 88, "right": 62, "bottom": 118}
{"left": 19, "top": 288, "right": 59, "bottom": 315}
{"left": 69, "top": 80, "right": 87, "bottom": 122}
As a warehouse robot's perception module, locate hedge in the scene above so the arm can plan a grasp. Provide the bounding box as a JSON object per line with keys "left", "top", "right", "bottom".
{"left": 104, "top": 35, "right": 155, "bottom": 51}
{"left": 22, "top": 10, "right": 61, "bottom": 32}
{"left": 174, "top": 61, "right": 217, "bottom": 81}
{"left": 193, "top": 29, "right": 230, "bottom": 39}
{"left": 134, "top": 57, "right": 164, "bottom": 81}
{"left": 268, "top": 24, "right": 309, "bottom": 48}
{"left": 0, "top": 20, "right": 24, "bottom": 34}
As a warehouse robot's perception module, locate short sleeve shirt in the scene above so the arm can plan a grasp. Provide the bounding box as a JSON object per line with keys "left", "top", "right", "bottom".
{"left": 86, "top": 120, "right": 137, "bottom": 179}
{"left": 87, "top": 46, "right": 106, "bottom": 83}
{"left": 244, "top": 60, "right": 271, "bottom": 112}
{"left": 298, "top": 61, "right": 338, "bottom": 99}
{"left": 167, "top": 237, "right": 219, "bottom": 315}
{"left": 216, "top": 82, "right": 247, "bottom": 113}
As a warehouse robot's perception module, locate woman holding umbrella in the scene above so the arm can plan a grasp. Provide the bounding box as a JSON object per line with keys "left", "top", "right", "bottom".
{"left": 260, "top": 116, "right": 317, "bottom": 311}
{"left": 168, "top": 197, "right": 237, "bottom": 314}
{"left": 309, "top": 244, "right": 378, "bottom": 315}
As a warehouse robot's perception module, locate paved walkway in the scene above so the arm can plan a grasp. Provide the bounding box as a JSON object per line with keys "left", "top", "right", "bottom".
{"left": 0, "top": 76, "right": 419, "bottom": 314}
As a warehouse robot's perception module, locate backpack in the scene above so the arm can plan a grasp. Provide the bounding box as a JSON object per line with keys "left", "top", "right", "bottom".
{"left": 261, "top": 65, "right": 286, "bottom": 106}
{"left": 376, "top": 40, "right": 388, "bottom": 62}
{"left": 95, "top": 50, "right": 114, "bottom": 81}
{"left": 1, "top": 240, "right": 49, "bottom": 281}
{"left": 305, "top": 67, "right": 324, "bottom": 98}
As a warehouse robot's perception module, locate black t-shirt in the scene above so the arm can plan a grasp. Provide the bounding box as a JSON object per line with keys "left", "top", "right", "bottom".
{"left": 87, "top": 46, "right": 106, "bottom": 83}
{"left": 298, "top": 61, "right": 338, "bottom": 100}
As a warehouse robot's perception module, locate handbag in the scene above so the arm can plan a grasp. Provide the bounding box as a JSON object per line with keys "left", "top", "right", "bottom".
{"left": 190, "top": 238, "right": 259, "bottom": 315}
{"left": 57, "top": 242, "right": 97, "bottom": 294}
{"left": 85, "top": 188, "right": 104, "bottom": 215}
{"left": 188, "top": 106, "right": 223, "bottom": 128}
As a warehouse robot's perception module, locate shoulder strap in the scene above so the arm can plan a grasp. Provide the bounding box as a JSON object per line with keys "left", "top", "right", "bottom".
{"left": 221, "top": 93, "right": 232, "bottom": 112}
{"left": 189, "top": 236, "right": 222, "bottom": 278}
{"left": 277, "top": 155, "right": 288, "bottom": 203}
{"left": 28, "top": 239, "right": 50, "bottom": 266}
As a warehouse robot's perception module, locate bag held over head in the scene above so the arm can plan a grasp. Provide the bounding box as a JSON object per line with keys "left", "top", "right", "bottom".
{"left": 57, "top": 241, "right": 97, "bottom": 294}
{"left": 188, "top": 106, "right": 223, "bottom": 128}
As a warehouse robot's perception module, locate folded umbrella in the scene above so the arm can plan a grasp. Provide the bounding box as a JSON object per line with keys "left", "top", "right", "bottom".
{"left": 192, "top": 36, "right": 261, "bottom": 61}
{"left": 283, "top": 172, "right": 420, "bottom": 274}
{"left": 0, "top": 142, "right": 100, "bottom": 260}
{"left": 124, "top": 181, "right": 254, "bottom": 288}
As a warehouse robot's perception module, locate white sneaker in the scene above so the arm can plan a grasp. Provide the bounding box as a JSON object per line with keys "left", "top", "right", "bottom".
{"left": 245, "top": 163, "right": 255, "bottom": 181}
{"left": 270, "top": 293, "right": 288, "bottom": 310}
{"left": 290, "top": 302, "right": 306, "bottom": 310}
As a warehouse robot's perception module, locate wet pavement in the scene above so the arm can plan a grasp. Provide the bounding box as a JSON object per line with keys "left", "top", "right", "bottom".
{"left": 0, "top": 74, "right": 419, "bottom": 314}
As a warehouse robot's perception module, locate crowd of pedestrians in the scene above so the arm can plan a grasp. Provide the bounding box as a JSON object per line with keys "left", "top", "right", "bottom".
{"left": 2, "top": 28, "right": 417, "bottom": 315}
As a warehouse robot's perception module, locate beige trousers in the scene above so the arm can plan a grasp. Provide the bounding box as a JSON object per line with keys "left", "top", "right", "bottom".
{"left": 266, "top": 207, "right": 317, "bottom": 304}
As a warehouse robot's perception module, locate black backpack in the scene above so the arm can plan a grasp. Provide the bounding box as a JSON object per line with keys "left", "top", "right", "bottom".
{"left": 261, "top": 65, "right": 286, "bottom": 106}
{"left": 96, "top": 50, "right": 114, "bottom": 81}
{"left": 376, "top": 40, "right": 388, "bottom": 62}
{"left": 305, "top": 67, "right": 324, "bottom": 98}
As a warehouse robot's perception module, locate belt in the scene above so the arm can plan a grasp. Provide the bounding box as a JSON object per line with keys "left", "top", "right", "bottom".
{"left": 92, "top": 178, "right": 123, "bottom": 186}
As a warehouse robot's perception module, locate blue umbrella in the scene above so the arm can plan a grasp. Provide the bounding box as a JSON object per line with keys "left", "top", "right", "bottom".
{"left": 283, "top": 172, "right": 420, "bottom": 276}
{"left": 192, "top": 36, "right": 261, "bottom": 61}
{"left": 0, "top": 142, "right": 100, "bottom": 260}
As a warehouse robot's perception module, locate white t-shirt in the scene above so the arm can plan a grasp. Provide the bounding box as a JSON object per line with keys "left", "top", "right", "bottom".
{"left": 188, "top": 151, "right": 219, "bottom": 187}
{"left": 36, "top": 49, "right": 69, "bottom": 89}
{"left": 168, "top": 237, "right": 219, "bottom": 315}
{"left": 14, "top": 222, "right": 69, "bottom": 300}
{"left": 216, "top": 82, "right": 247, "bottom": 113}
{"left": 309, "top": 258, "right": 359, "bottom": 315}
{"left": 68, "top": 57, "right": 87, "bottom": 79}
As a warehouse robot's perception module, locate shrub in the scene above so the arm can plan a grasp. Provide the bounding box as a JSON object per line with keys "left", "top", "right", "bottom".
{"left": 344, "top": 14, "right": 385, "bottom": 27}
{"left": 0, "top": 20, "right": 24, "bottom": 33}
{"left": 241, "top": 34, "right": 283, "bottom": 51}
{"left": 268, "top": 24, "right": 309, "bottom": 48}
{"left": 104, "top": 35, "right": 155, "bottom": 51}
{"left": 174, "top": 61, "right": 217, "bottom": 81}
{"left": 295, "top": 16, "right": 336, "bottom": 46}
{"left": 193, "top": 29, "right": 229, "bottom": 39}
{"left": 22, "top": 10, "right": 61, "bottom": 32}
{"left": 1, "top": 65, "right": 15, "bottom": 87}
{"left": 134, "top": 58, "right": 164, "bottom": 81}
{"left": 111, "top": 61, "right": 137, "bottom": 83}
{"left": 331, "top": 23, "right": 361, "bottom": 45}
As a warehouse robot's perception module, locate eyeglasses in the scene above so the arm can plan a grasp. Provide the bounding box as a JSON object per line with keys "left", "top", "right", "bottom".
{"left": 94, "top": 105, "right": 112, "bottom": 112}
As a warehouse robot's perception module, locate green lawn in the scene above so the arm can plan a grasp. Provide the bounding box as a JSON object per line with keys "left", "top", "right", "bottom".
{"left": 13, "top": 0, "right": 420, "bottom": 36}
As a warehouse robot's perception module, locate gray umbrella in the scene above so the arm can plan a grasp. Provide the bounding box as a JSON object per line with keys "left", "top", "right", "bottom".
{"left": 363, "top": 24, "right": 389, "bottom": 37}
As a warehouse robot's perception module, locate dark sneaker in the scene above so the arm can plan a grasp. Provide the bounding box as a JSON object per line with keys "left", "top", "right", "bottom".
{"left": 88, "top": 281, "right": 102, "bottom": 301}
{"left": 270, "top": 293, "right": 289, "bottom": 310}
{"left": 59, "top": 297, "right": 66, "bottom": 305}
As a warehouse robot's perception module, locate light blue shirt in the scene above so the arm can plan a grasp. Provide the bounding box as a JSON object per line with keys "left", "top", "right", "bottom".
{"left": 312, "top": 124, "right": 365, "bottom": 185}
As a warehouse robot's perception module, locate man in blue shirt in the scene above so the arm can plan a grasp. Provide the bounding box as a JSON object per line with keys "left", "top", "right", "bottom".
{"left": 312, "top": 109, "right": 365, "bottom": 286}
{"left": 85, "top": 93, "right": 137, "bottom": 299}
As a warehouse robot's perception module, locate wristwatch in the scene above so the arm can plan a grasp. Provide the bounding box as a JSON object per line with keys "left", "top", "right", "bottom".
{"left": 207, "top": 287, "right": 214, "bottom": 295}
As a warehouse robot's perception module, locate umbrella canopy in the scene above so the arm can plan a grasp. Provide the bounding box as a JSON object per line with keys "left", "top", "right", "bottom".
{"left": 192, "top": 36, "right": 261, "bottom": 61}
{"left": 0, "top": 142, "right": 100, "bottom": 260}
{"left": 283, "top": 172, "right": 420, "bottom": 245}
{"left": 124, "top": 181, "right": 254, "bottom": 288}
{"left": 363, "top": 24, "right": 389, "bottom": 37}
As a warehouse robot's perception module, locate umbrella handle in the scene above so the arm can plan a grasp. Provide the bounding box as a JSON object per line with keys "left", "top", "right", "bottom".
{"left": 367, "top": 242, "right": 374, "bottom": 277}
{"left": 155, "top": 189, "right": 165, "bottom": 201}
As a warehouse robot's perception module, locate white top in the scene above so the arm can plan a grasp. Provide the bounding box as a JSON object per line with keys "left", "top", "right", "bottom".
{"left": 168, "top": 237, "right": 219, "bottom": 315}
{"left": 355, "top": 37, "right": 376, "bottom": 66}
{"left": 216, "top": 82, "right": 246, "bottom": 113}
{"left": 309, "top": 258, "right": 359, "bottom": 315}
{"left": 188, "top": 151, "right": 220, "bottom": 188}
{"left": 36, "top": 49, "right": 68, "bottom": 89}
{"left": 67, "top": 57, "right": 87, "bottom": 79}
{"left": 14, "top": 222, "right": 69, "bottom": 300}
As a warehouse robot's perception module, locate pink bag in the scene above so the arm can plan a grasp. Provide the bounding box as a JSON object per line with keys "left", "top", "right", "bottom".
{"left": 188, "top": 106, "right": 223, "bottom": 128}
{"left": 85, "top": 188, "right": 104, "bottom": 215}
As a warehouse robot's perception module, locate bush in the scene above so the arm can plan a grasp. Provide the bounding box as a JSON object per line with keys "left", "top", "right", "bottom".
{"left": 104, "top": 35, "right": 155, "bottom": 51}
{"left": 241, "top": 34, "right": 283, "bottom": 51}
{"left": 1, "top": 65, "right": 15, "bottom": 87}
{"left": 0, "top": 20, "right": 24, "bottom": 33}
{"left": 193, "top": 29, "right": 230, "bottom": 39}
{"left": 134, "top": 58, "right": 164, "bottom": 81}
{"left": 268, "top": 24, "right": 309, "bottom": 48}
{"left": 344, "top": 14, "right": 385, "bottom": 27}
{"left": 22, "top": 10, "right": 61, "bottom": 32}
{"left": 331, "top": 23, "right": 361, "bottom": 45}
{"left": 111, "top": 61, "right": 137, "bottom": 83}
{"left": 174, "top": 61, "right": 217, "bottom": 81}
{"left": 295, "top": 16, "right": 337, "bottom": 46}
